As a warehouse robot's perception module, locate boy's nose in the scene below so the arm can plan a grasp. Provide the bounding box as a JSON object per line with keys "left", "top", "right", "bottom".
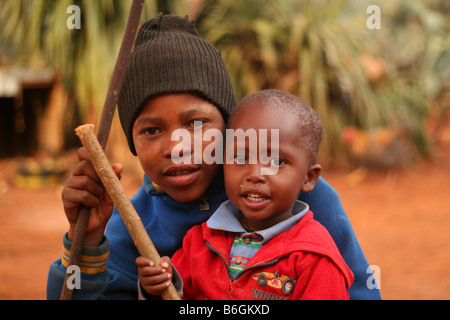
{"left": 245, "top": 164, "right": 266, "bottom": 184}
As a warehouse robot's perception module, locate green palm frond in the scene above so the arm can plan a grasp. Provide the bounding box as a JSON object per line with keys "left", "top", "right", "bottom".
{"left": 1, "top": 0, "right": 448, "bottom": 166}
{"left": 196, "top": 0, "right": 449, "bottom": 165}
{"left": 0, "top": 0, "right": 160, "bottom": 120}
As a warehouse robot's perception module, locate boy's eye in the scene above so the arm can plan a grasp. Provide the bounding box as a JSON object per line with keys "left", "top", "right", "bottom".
{"left": 269, "top": 158, "right": 285, "bottom": 167}
{"left": 142, "top": 127, "right": 161, "bottom": 135}
{"left": 234, "top": 155, "right": 247, "bottom": 164}
{"left": 187, "top": 120, "right": 205, "bottom": 129}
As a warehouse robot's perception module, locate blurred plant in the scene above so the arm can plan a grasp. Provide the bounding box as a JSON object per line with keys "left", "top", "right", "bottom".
{"left": 0, "top": 0, "right": 205, "bottom": 163}
{"left": 1, "top": 0, "right": 448, "bottom": 168}
{"left": 196, "top": 0, "right": 450, "bottom": 167}
{"left": 375, "top": 0, "right": 450, "bottom": 146}
{"left": 0, "top": 0, "right": 160, "bottom": 123}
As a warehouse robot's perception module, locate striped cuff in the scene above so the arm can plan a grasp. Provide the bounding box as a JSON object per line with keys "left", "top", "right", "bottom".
{"left": 61, "top": 233, "right": 109, "bottom": 275}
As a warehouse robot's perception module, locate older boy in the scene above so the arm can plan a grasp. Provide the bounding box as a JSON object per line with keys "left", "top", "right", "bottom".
{"left": 47, "top": 14, "right": 380, "bottom": 300}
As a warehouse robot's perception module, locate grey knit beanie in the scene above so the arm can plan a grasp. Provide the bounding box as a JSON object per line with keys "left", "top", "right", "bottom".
{"left": 118, "top": 13, "right": 236, "bottom": 155}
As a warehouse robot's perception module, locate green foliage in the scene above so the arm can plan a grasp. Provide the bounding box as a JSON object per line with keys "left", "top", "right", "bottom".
{"left": 1, "top": 0, "right": 448, "bottom": 165}
{"left": 0, "top": 0, "right": 159, "bottom": 119}
{"left": 196, "top": 0, "right": 450, "bottom": 164}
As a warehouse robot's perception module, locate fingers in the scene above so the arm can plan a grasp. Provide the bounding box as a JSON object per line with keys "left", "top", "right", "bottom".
{"left": 62, "top": 173, "right": 104, "bottom": 211}
{"left": 160, "top": 256, "right": 172, "bottom": 272}
{"left": 135, "top": 256, "right": 153, "bottom": 267}
{"left": 137, "top": 257, "right": 172, "bottom": 280}
{"left": 62, "top": 147, "right": 123, "bottom": 243}
{"left": 71, "top": 148, "right": 102, "bottom": 193}
{"left": 75, "top": 147, "right": 122, "bottom": 180}
{"left": 137, "top": 256, "right": 173, "bottom": 295}
{"left": 77, "top": 146, "right": 89, "bottom": 161}
{"left": 111, "top": 163, "right": 123, "bottom": 180}
{"left": 63, "top": 148, "right": 124, "bottom": 209}
{"left": 66, "top": 174, "right": 104, "bottom": 197}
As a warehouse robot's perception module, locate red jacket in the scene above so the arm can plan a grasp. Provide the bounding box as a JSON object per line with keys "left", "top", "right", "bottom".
{"left": 171, "top": 211, "right": 354, "bottom": 300}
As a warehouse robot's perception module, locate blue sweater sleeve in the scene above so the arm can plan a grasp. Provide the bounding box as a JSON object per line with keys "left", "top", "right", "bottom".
{"left": 299, "top": 177, "right": 382, "bottom": 300}
{"left": 46, "top": 234, "right": 110, "bottom": 299}
{"left": 47, "top": 231, "right": 141, "bottom": 300}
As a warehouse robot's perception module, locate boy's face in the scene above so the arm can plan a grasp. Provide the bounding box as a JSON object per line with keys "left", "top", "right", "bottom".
{"left": 224, "top": 100, "right": 321, "bottom": 231}
{"left": 132, "top": 93, "right": 225, "bottom": 202}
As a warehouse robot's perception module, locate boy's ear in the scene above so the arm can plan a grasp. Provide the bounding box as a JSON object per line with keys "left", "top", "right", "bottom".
{"left": 301, "top": 164, "right": 322, "bottom": 193}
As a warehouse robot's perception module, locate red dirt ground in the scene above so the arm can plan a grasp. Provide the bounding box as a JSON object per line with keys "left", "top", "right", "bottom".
{"left": 0, "top": 140, "right": 449, "bottom": 300}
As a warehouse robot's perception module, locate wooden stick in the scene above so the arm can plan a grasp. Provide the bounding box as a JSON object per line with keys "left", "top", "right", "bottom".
{"left": 60, "top": 0, "right": 145, "bottom": 300}
{"left": 75, "top": 124, "right": 181, "bottom": 300}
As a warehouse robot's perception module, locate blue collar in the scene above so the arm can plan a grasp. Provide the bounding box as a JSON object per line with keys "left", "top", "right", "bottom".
{"left": 144, "top": 174, "right": 163, "bottom": 194}
{"left": 207, "top": 200, "right": 309, "bottom": 244}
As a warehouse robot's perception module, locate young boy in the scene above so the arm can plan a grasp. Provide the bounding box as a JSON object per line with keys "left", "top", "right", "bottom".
{"left": 47, "top": 14, "right": 380, "bottom": 300}
{"left": 137, "top": 90, "right": 354, "bottom": 299}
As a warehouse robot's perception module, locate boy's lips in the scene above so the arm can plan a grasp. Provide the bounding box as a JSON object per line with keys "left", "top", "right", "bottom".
{"left": 163, "top": 165, "right": 201, "bottom": 187}
{"left": 240, "top": 189, "right": 271, "bottom": 210}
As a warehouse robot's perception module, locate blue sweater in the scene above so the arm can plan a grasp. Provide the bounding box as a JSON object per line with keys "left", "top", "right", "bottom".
{"left": 47, "top": 175, "right": 381, "bottom": 300}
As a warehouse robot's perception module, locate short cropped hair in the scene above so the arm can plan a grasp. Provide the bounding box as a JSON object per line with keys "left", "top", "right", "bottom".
{"left": 230, "top": 89, "right": 323, "bottom": 164}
